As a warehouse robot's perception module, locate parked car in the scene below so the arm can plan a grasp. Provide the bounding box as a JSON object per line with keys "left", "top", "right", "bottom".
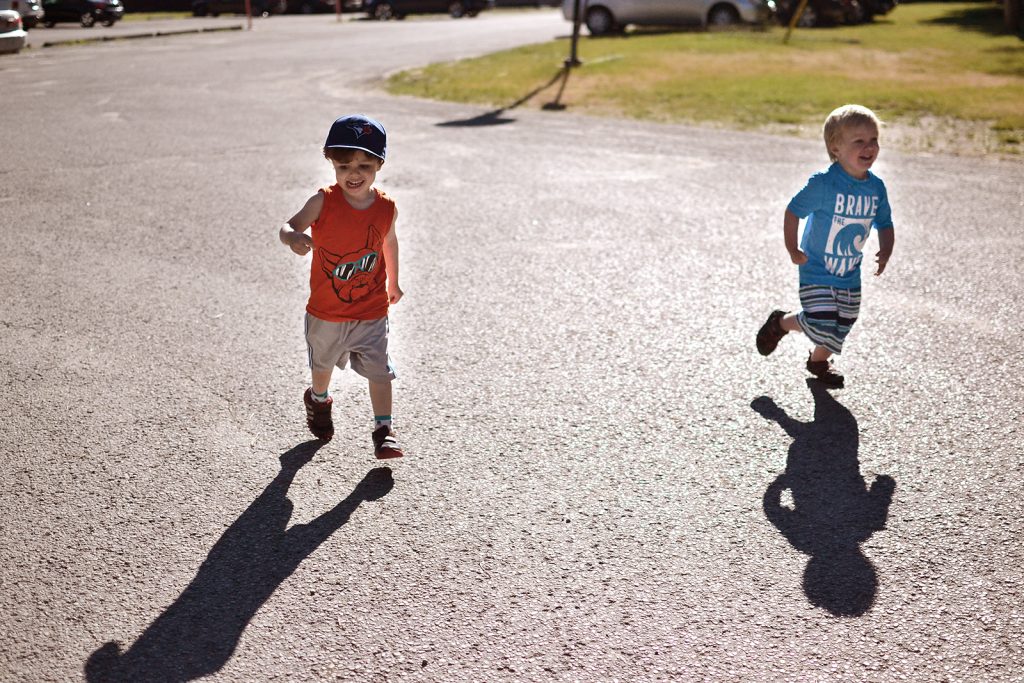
{"left": 191, "top": 0, "right": 287, "bottom": 16}
{"left": 0, "top": 0, "right": 44, "bottom": 29}
{"left": 492, "top": 0, "right": 560, "bottom": 6}
{"left": 776, "top": 0, "right": 892, "bottom": 25}
{"left": 286, "top": 0, "right": 334, "bottom": 12}
{"left": 561, "top": 0, "right": 776, "bottom": 34}
{"left": 40, "top": 0, "right": 123, "bottom": 26}
{"left": 285, "top": 0, "right": 361, "bottom": 12}
{"left": 0, "top": 9, "right": 27, "bottom": 52}
{"left": 774, "top": 0, "right": 852, "bottom": 25}
{"left": 362, "top": 0, "right": 488, "bottom": 20}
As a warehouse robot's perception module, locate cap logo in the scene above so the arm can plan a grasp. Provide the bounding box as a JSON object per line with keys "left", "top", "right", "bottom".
{"left": 350, "top": 123, "right": 374, "bottom": 140}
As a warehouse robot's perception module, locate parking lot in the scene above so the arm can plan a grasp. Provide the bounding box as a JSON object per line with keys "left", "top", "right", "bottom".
{"left": 2, "top": 10, "right": 1023, "bottom": 682}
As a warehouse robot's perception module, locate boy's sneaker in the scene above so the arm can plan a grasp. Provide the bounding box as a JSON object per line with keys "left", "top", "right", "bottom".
{"left": 756, "top": 310, "right": 789, "bottom": 356}
{"left": 303, "top": 388, "right": 334, "bottom": 441}
{"left": 372, "top": 426, "right": 404, "bottom": 459}
{"left": 806, "top": 354, "right": 845, "bottom": 388}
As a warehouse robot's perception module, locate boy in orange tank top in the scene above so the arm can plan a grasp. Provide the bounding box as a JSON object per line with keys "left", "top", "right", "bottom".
{"left": 278, "top": 115, "right": 404, "bottom": 458}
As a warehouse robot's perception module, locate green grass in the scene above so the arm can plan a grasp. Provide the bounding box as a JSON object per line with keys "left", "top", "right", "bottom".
{"left": 387, "top": 2, "right": 1024, "bottom": 154}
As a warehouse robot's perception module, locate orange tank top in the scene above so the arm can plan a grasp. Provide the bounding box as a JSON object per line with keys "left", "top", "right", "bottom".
{"left": 306, "top": 186, "right": 395, "bottom": 322}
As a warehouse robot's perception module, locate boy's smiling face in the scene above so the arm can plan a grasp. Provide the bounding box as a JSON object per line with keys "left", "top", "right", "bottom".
{"left": 331, "top": 150, "right": 383, "bottom": 206}
{"left": 830, "top": 122, "right": 880, "bottom": 180}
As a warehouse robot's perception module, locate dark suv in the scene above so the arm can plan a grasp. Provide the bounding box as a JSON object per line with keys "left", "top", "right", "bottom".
{"left": 362, "top": 0, "right": 488, "bottom": 20}
{"left": 40, "top": 0, "right": 122, "bottom": 26}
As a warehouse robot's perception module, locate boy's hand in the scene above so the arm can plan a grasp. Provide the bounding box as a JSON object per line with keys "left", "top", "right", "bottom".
{"left": 283, "top": 229, "right": 313, "bottom": 256}
{"left": 875, "top": 251, "right": 891, "bottom": 276}
{"left": 388, "top": 283, "right": 404, "bottom": 305}
{"left": 788, "top": 249, "right": 808, "bottom": 266}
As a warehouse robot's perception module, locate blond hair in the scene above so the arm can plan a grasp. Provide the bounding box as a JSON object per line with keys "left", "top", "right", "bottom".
{"left": 823, "top": 104, "right": 882, "bottom": 162}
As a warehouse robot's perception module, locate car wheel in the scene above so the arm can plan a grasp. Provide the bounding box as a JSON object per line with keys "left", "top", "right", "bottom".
{"left": 707, "top": 3, "right": 739, "bottom": 26}
{"left": 845, "top": 0, "right": 865, "bottom": 23}
{"left": 448, "top": 1, "right": 465, "bottom": 17}
{"left": 300, "top": 0, "right": 315, "bottom": 12}
{"left": 43, "top": 19, "right": 55, "bottom": 27}
{"left": 372, "top": 1, "right": 394, "bottom": 19}
{"left": 80, "top": 12, "right": 96, "bottom": 27}
{"left": 101, "top": 18, "right": 115, "bottom": 25}
{"left": 584, "top": 6, "right": 614, "bottom": 35}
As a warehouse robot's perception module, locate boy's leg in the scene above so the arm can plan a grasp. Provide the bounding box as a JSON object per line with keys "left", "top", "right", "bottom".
{"left": 348, "top": 317, "right": 403, "bottom": 459}
{"left": 368, "top": 379, "right": 403, "bottom": 459}
{"left": 304, "top": 314, "right": 341, "bottom": 441}
{"left": 311, "top": 369, "right": 333, "bottom": 396}
{"left": 368, "top": 379, "right": 392, "bottom": 418}
{"left": 798, "top": 286, "right": 860, "bottom": 388}
{"left": 780, "top": 314, "right": 802, "bottom": 333}
{"left": 809, "top": 346, "right": 832, "bottom": 363}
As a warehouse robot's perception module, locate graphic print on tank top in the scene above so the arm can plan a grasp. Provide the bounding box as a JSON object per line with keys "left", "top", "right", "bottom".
{"left": 316, "top": 224, "right": 382, "bottom": 306}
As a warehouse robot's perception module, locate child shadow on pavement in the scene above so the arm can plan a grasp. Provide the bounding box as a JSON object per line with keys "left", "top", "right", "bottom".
{"left": 751, "top": 380, "right": 895, "bottom": 617}
{"left": 85, "top": 441, "right": 394, "bottom": 683}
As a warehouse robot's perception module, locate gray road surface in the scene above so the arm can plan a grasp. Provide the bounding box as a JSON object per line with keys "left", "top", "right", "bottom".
{"left": 2, "top": 11, "right": 1023, "bottom": 682}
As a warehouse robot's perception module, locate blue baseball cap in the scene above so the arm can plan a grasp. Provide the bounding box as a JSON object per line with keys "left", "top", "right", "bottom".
{"left": 324, "top": 114, "right": 387, "bottom": 161}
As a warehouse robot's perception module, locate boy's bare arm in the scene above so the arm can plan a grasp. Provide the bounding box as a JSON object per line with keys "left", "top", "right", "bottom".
{"left": 784, "top": 210, "right": 807, "bottom": 265}
{"left": 279, "top": 193, "right": 324, "bottom": 256}
{"left": 875, "top": 227, "right": 894, "bottom": 276}
{"left": 382, "top": 209, "right": 403, "bottom": 304}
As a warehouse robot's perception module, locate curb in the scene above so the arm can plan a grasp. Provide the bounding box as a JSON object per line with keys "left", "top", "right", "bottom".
{"left": 36, "top": 24, "right": 244, "bottom": 48}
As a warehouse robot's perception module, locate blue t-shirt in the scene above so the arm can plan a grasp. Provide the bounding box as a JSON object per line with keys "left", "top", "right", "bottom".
{"left": 787, "top": 163, "right": 894, "bottom": 288}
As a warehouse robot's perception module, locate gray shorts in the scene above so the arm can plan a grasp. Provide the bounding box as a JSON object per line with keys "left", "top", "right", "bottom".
{"left": 305, "top": 314, "right": 396, "bottom": 383}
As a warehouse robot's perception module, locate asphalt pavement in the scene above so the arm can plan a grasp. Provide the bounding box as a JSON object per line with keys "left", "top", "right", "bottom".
{"left": 2, "top": 10, "right": 1023, "bottom": 682}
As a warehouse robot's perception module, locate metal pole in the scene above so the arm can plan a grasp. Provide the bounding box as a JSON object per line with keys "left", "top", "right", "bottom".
{"left": 783, "top": 0, "right": 809, "bottom": 44}
{"left": 336, "top": 0, "right": 342, "bottom": 22}
{"left": 566, "top": 0, "right": 583, "bottom": 67}
{"left": 244, "top": 0, "right": 253, "bottom": 30}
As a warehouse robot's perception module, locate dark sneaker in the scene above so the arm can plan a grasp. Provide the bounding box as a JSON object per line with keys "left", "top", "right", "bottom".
{"left": 756, "top": 310, "right": 789, "bottom": 356}
{"left": 303, "top": 388, "right": 334, "bottom": 441}
{"left": 372, "top": 426, "right": 404, "bottom": 459}
{"left": 806, "top": 354, "right": 845, "bottom": 388}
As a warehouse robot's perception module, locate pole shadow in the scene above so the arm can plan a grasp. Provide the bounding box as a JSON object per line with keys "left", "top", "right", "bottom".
{"left": 436, "top": 65, "right": 573, "bottom": 127}
{"left": 751, "top": 380, "right": 895, "bottom": 616}
{"left": 85, "top": 441, "right": 395, "bottom": 682}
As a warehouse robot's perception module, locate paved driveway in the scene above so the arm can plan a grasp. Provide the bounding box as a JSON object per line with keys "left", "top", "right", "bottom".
{"left": 2, "top": 11, "right": 1023, "bottom": 682}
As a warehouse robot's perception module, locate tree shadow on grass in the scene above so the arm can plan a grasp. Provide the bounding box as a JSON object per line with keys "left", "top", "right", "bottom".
{"left": 923, "top": 2, "right": 1017, "bottom": 37}
{"left": 752, "top": 380, "right": 895, "bottom": 616}
{"left": 437, "top": 64, "right": 574, "bottom": 127}
{"left": 84, "top": 441, "right": 394, "bottom": 682}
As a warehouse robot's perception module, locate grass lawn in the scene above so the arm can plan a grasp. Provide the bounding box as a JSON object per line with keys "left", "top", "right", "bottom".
{"left": 387, "top": 2, "right": 1024, "bottom": 155}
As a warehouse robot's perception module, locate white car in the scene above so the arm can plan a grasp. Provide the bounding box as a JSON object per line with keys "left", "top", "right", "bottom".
{"left": 562, "top": 0, "right": 776, "bottom": 34}
{"left": 0, "top": 9, "right": 26, "bottom": 53}
{"left": 0, "top": 0, "right": 44, "bottom": 28}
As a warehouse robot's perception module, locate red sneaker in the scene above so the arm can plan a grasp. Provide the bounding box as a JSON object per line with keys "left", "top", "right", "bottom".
{"left": 372, "top": 426, "right": 404, "bottom": 459}
{"left": 303, "top": 388, "right": 334, "bottom": 441}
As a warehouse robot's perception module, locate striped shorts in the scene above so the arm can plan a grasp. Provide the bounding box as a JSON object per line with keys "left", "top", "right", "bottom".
{"left": 796, "top": 285, "right": 862, "bottom": 355}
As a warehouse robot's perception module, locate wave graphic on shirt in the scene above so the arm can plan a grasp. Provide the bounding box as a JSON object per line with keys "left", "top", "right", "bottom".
{"left": 825, "top": 216, "right": 867, "bottom": 257}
